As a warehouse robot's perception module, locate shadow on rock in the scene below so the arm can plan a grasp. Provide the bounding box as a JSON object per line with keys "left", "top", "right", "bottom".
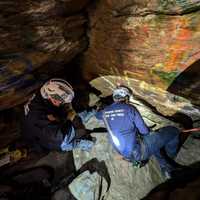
{"left": 167, "top": 59, "right": 200, "bottom": 107}
{"left": 0, "top": 157, "right": 111, "bottom": 200}
{"left": 142, "top": 161, "right": 200, "bottom": 200}
{"left": 0, "top": 166, "right": 54, "bottom": 200}
{"left": 53, "top": 158, "right": 111, "bottom": 200}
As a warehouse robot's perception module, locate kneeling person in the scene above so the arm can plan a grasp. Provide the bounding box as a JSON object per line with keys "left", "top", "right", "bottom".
{"left": 95, "top": 85, "right": 180, "bottom": 178}
{"left": 22, "top": 78, "right": 95, "bottom": 152}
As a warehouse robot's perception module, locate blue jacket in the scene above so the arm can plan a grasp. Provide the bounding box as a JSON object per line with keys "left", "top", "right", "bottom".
{"left": 96, "top": 102, "right": 149, "bottom": 160}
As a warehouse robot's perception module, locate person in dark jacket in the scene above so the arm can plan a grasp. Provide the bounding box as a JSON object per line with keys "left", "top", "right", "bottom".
{"left": 96, "top": 85, "right": 180, "bottom": 179}
{"left": 22, "top": 78, "right": 94, "bottom": 152}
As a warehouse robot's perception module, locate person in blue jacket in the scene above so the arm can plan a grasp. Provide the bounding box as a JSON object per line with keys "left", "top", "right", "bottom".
{"left": 22, "top": 78, "right": 95, "bottom": 152}
{"left": 96, "top": 85, "right": 180, "bottom": 178}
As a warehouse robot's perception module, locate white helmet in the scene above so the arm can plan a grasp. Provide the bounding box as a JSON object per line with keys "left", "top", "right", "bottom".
{"left": 40, "top": 78, "right": 74, "bottom": 104}
{"left": 112, "top": 85, "right": 132, "bottom": 102}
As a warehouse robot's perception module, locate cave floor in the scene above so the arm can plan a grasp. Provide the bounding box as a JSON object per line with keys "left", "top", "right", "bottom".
{"left": 0, "top": 95, "right": 200, "bottom": 200}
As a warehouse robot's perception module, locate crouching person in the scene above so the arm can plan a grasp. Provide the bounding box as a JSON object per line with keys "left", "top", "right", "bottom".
{"left": 22, "top": 78, "right": 95, "bottom": 153}
{"left": 95, "top": 85, "right": 180, "bottom": 179}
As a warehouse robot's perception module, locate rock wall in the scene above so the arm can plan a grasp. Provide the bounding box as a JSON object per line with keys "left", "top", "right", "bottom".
{"left": 0, "top": 0, "right": 90, "bottom": 110}
{"left": 81, "top": 0, "right": 200, "bottom": 112}
{"left": 90, "top": 75, "right": 200, "bottom": 123}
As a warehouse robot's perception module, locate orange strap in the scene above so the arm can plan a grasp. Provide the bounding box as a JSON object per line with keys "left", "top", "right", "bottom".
{"left": 182, "top": 127, "right": 200, "bottom": 133}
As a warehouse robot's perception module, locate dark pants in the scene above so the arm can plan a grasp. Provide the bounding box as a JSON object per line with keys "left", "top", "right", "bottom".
{"left": 142, "top": 126, "right": 180, "bottom": 172}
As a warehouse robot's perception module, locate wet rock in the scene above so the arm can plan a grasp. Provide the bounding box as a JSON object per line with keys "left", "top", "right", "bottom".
{"left": 0, "top": 0, "right": 90, "bottom": 110}
{"left": 81, "top": 0, "right": 200, "bottom": 107}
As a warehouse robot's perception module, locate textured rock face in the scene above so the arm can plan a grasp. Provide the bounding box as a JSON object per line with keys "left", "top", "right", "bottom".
{"left": 81, "top": 0, "right": 200, "bottom": 107}
{"left": 67, "top": 88, "right": 200, "bottom": 200}
{"left": 0, "top": 0, "right": 90, "bottom": 110}
{"left": 91, "top": 76, "right": 200, "bottom": 127}
{"left": 70, "top": 110, "right": 165, "bottom": 200}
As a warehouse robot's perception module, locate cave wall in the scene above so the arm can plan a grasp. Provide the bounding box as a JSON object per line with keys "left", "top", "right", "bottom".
{"left": 0, "top": 0, "right": 91, "bottom": 110}
{"left": 0, "top": 1, "right": 200, "bottom": 199}
{"left": 81, "top": 0, "right": 200, "bottom": 114}
{"left": 1, "top": 0, "right": 199, "bottom": 114}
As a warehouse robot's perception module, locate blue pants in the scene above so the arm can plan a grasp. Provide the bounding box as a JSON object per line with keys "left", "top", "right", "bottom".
{"left": 60, "top": 111, "right": 96, "bottom": 152}
{"left": 60, "top": 126, "right": 94, "bottom": 151}
{"left": 142, "top": 126, "right": 180, "bottom": 171}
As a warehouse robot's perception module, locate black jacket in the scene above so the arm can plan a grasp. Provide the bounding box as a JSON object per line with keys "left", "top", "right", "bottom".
{"left": 22, "top": 92, "right": 71, "bottom": 152}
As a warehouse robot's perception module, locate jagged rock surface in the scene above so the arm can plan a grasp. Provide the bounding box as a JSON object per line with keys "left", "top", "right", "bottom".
{"left": 90, "top": 76, "right": 200, "bottom": 126}
{"left": 0, "top": 0, "right": 90, "bottom": 110}
{"left": 70, "top": 114, "right": 163, "bottom": 200}
{"left": 68, "top": 93, "right": 181, "bottom": 200}
{"left": 67, "top": 90, "right": 200, "bottom": 200}
{"left": 81, "top": 0, "right": 200, "bottom": 107}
